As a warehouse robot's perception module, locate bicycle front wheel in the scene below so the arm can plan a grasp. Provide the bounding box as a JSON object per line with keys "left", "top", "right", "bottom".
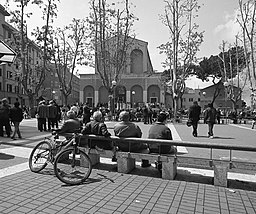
{"left": 54, "top": 148, "right": 92, "bottom": 185}
{"left": 29, "top": 140, "right": 52, "bottom": 173}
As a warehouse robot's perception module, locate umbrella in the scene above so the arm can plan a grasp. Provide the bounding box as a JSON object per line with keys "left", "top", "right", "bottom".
{"left": 0, "top": 40, "right": 16, "bottom": 64}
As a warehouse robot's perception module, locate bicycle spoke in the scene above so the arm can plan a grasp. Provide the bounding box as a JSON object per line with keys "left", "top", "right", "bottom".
{"left": 29, "top": 141, "right": 52, "bottom": 173}
{"left": 54, "top": 149, "right": 92, "bottom": 185}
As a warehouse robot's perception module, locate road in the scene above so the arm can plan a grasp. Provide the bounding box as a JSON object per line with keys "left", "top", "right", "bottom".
{"left": 175, "top": 121, "right": 256, "bottom": 162}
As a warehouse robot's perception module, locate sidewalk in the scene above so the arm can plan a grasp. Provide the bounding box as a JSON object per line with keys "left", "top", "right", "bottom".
{"left": 1, "top": 166, "right": 256, "bottom": 214}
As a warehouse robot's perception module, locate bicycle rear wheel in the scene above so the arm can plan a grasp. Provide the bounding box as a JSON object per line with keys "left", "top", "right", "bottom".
{"left": 54, "top": 148, "right": 92, "bottom": 185}
{"left": 29, "top": 140, "right": 52, "bottom": 172}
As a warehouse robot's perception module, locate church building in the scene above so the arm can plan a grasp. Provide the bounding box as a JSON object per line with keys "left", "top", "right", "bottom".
{"left": 79, "top": 38, "right": 167, "bottom": 109}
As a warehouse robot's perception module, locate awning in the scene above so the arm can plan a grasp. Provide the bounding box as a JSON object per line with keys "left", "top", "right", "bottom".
{"left": 0, "top": 40, "right": 16, "bottom": 64}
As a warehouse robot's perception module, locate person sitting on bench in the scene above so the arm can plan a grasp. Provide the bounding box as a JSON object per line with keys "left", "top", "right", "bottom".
{"left": 52, "top": 110, "right": 82, "bottom": 139}
{"left": 114, "top": 110, "right": 150, "bottom": 167}
{"left": 81, "top": 111, "right": 112, "bottom": 150}
{"left": 148, "top": 111, "right": 177, "bottom": 170}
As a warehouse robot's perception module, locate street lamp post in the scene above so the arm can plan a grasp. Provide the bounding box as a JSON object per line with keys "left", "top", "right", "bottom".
{"left": 132, "top": 91, "right": 135, "bottom": 109}
{"left": 202, "top": 91, "right": 206, "bottom": 108}
{"left": 52, "top": 90, "right": 56, "bottom": 100}
{"left": 111, "top": 80, "right": 117, "bottom": 117}
{"left": 250, "top": 87, "right": 256, "bottom": 110}
{"left": 223, "top": 81, "right": 230, "bottom": 124}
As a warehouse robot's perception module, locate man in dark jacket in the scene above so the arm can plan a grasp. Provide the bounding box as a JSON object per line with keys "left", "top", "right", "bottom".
{"left": 83, "top": 103, "right": 91, "bottom": 125}
{"left": 82, "top": 111, "right": 112, "bottom": 150}
{"left": 9, "top": 102, "right": 23, "bottom": 139}
{"left": 114, "top": 110, "right": 150, "bottom": 167}
{"left": 148, "top": 111, "right": 177, "bottom": 170}
{"left": 188, "top": 101, "right": 201, "bottom": 137}
{"left": 36, "top": 100, "right": 48, "bottom": 132}
{"left": 47, "top": 100, "right": 58, "bottom": 131}
{"left": 148, "top": 111, "right": 176, "bottom": 154}
{"left": 0, "top": 98, "right": 11, "bottom": 137}
{"left": 54, "top": 110, "right": 82, "bottom": 139}
{"left": 204, "top": 103, "right": 217, "bottom": 139}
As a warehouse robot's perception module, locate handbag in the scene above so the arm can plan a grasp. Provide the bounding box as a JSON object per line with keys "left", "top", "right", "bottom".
{"left": 186, "top": 119, "right": 192, "bottom": 127}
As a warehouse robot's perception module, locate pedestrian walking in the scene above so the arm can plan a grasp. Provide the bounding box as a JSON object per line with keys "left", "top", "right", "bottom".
{"left": 204, "top": 103, "right": 217, "bottom": 139}
{"left": 188, "top": 101, "right": 201, "bottom": 137}
{"left": 148, "top": 107, "right": 153, "bottom": 124}
{"left": 0, "top": 98, "right": 11, "bottom": 137}
{"left": 83, "top": 102, "right": 91, "bottom": 125}
{"left": 36, "top": 100, "right": 48, "bottom": 132}
{"left": 47, "top": 100, "right": 58, "bottom": 131}
{"left": 142, "top": 105, "right": 149, "bottom": 124}
{"left": 9, "top": 102, "right": 23, "bottom": 139}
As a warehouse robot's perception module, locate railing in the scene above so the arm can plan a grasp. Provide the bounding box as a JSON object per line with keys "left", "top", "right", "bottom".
{"left": 79, "top": 134, "right": 256, "bottom": 187}
{"left": 80, "top": 135, "right": 256, "bottom": 169}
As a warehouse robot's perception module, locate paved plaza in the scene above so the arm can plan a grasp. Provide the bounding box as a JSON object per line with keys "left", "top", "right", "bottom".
{"left": 0, "top": 119, "right": 256, "bottom": 214}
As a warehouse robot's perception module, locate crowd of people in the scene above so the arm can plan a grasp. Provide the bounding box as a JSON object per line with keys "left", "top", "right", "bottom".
{"left": 52, "top": 103, "right": 176, "bottom": 170}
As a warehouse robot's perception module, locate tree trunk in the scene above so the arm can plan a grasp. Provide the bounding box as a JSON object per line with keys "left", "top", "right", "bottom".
{"left": 28, "top": 95, "right": 35, "bottom": 118}
{"left": 63, "top": 94, "right": 68, "bottom": 106}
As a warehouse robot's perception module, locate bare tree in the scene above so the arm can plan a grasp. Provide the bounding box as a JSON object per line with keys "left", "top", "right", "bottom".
{"left": 50, "top": 18, "right": 90, "bottom": 105}
{"left": 159, "top": 0, "right": 203, "bottom": 117}
{"left": 5, "top": 0, "right": 58, "bottom": 116}
{"left": 237, "top": 0, "right": 256, "bottom": 91}
{"left": 88, "top": 0, "right": 137, "bottom": 93}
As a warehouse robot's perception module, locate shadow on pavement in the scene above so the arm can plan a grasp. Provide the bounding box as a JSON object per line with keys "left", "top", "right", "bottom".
{"left": 0, "top": 152, "right": 15, "bottom": 160}
{"left": 29, "top": 162, "right": 256, "bottom": 191}
{"left": 176, "top": 168, "right": 256, "bottom": 191}
{"left": 229, "top": 179, "right": 256, "bottom": 191}
{"left": 60, "top": 178, "right": 103, "bottom": 187}
{"left": 196, "top": 136, "right": 235, "bottom": 139}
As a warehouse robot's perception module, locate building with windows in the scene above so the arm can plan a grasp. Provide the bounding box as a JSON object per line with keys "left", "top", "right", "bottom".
{"left": 80, "top": 38, "right": 167, "bottom": 109}
{"left": 200, "top": 82, "right": 242, "bottom": 111}
{"left": 39, "top": 64, "right": 80, "bottom": 106}
{"left": 0, "top": 5, "right": 43, "bottom": 106}
{"left": 0, "top": 4, "right": 80, "bottom": 107}
{"left": 181, "top": 88, "right": 201, "bottom": 110}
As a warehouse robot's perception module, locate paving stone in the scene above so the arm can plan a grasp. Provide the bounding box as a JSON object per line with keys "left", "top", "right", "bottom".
{"left": 0, "top": 164, "right": 256, "bottom": 214}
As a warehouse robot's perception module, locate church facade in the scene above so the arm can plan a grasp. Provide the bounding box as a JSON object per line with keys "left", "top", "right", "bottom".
{"left": 79, "top": 38, "right": 167, "bottom": 109}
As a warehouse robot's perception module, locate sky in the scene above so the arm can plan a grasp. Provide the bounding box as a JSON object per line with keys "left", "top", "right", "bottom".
{"left": 1, "top": 0, "right": 241, "bottom": 89}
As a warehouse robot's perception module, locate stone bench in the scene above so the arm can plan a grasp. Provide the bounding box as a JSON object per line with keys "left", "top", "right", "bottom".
{"left": 79, "top": 135, "right": 256, "bottom": 187}
{"left": 79, "top": 135, "right": 187, "bottom": 180}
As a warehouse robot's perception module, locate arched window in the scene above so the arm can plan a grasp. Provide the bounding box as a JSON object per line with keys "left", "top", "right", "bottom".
{"left": 83, "top": 86, "right": 94, "bottom": 107}
{"left": 130, "top": 49, "right": 143, "bottom": 74}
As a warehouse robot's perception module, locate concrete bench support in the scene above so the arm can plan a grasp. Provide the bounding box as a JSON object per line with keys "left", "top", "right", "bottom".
{"left": 117, "top": 156, "right": 136, "bottom": 173}
{"left": 214, "top": 163, "right": 228, "bottom": 187}
{"left": 162, "top": 157, "right": 177, "bottom": 180}
{"left": 87, "top": 153, "right": 100, "bottom": 166}
{"left": 116, "top": 152, "right": 177, "bottom": 180}
{"left": 80, "top": 148, "right": 100, "bottom": 166}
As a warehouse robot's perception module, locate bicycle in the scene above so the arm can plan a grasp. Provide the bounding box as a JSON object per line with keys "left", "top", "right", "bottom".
{"left": 29, "top": 131, "right": 92, "bottom": 185}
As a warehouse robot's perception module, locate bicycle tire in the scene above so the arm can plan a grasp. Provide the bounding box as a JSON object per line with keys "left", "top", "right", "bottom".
{"left": 29, "top": 140, "right": 52, "bottom": 173}
{"left": 54, "top": 148, "right": 92, "bottom": 185}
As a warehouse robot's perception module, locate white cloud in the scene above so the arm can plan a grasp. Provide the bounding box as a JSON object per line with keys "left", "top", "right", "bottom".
{"left": 214, "top": 10, "right": 240, "bottom": 43}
